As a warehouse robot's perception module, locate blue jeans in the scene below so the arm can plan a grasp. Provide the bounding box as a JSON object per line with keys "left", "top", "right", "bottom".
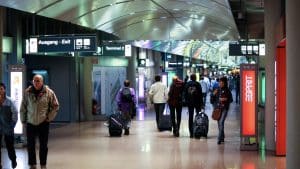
{"left": 218, "top": 108, "right": 228, "bottom": 141}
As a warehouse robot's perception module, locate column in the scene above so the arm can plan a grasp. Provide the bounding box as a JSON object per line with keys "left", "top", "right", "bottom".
{"left": 0, "top": 7, "right": 3, "bottom": 81}
{"left": 286, "top": 0, "right": 300, "bottom": 168}
{"left": 264, "top": 0, "right": 282, "bottom": 151}
{"left": 127, "top": 46, "right": 137, "bottom": 93}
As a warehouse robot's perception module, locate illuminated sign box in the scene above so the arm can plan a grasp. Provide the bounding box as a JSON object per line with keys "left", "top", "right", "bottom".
{"left": 241, "top": 64, "right": 257, "bottom": 137}
{"left": 9, "top": 65, "right": 26, "bottom": 134}
{"left": 29, "top": 34, "right": 97, "bottom": 53}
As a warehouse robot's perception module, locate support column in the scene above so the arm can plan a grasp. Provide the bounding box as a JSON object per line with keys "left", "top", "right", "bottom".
{"left": 0, "top": 7, "right": 4, "bottom": 81}
{"left": 264, "top": 0, "right": 282, "bottom": 151}
{"left": 286, "top": 1, "right": 300, "bottom": 168}
{"left": 127, "top": 46, "right": 137, "bottom": 92}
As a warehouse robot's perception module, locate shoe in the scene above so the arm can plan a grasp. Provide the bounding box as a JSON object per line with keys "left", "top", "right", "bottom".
{"left": 11, "top": 160, "right": 17, "bottom": 168}
{"left": 29, "top": 165, "right": 37, "bottom": 169}
{"left": 190, "top": 135, "right": 194, "bottom": 138}
{"left": 104, "top": 121, "right": 109, "bottom": 127}
{"left": 124, "top": 129, "right": 130, "bottom": 135}
{"left": 217, "top": 140, "right": 221, "bottom": 144}
{"left": 41, "top": 165, "right": 47, "bottom": 169}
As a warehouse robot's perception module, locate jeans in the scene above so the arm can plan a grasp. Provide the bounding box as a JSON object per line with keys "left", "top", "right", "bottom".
{"left": 0, "top": 133, "right": 16, "bottom": 165}
{"left": 188, "top": 105, "right": 201, "bottom": 136}
{"left": 202, "top": 93, "right": 207, "bottom": 107}
{"left": 154, "top": 103, "right": 165, "bottom": 126}
{"left": 169, "top": 104, "right": 182, "bottom": 132}
{"left": 218, "top": 108, "right": 228, "bottom": 141}
{"left": 26, "top": 121, "right": 49, "bottom": 166}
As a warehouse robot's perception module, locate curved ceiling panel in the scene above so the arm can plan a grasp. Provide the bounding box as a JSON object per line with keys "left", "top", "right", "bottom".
{"left": 0, "top": 0, "right": 239, "bottom": 40}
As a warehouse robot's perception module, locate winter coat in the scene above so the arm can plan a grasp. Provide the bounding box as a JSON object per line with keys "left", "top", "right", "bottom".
{"left": 168, "top": 79, "right": 184, "bottom": 106}
{"left": 0, "top": 96, "right": 18, "bottom": 135}
{"left": 116, "top": 87, "right": 136, "bottom": 114}
{"left": 20, "top": 85, "right": 59, "bottom": 125}
{"left": 149, "top": 81, "right": 168, "bottom": 104}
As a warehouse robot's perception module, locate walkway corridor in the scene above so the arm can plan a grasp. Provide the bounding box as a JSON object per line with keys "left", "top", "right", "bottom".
{"left": 1, "top": 102, "right": 285, "bottom": 169}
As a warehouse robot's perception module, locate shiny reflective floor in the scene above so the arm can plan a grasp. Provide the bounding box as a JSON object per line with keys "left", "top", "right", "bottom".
{"left": 1, "top": 101, "right": 286, "bottom": 169}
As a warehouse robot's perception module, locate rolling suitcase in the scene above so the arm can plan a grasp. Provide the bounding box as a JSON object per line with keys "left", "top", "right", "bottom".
{"left": 158, "top": 106, "right": 172, "bottom": 132}
{"left": 193, "top": 111, "right": 209, "bottom": 139}
{"left": 108, "top": 112, "right": 124, "bottom": 137}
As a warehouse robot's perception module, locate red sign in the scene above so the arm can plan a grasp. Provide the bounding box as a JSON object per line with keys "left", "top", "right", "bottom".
{"left": 241, "top": 64, "right": 257, "bottom": 136}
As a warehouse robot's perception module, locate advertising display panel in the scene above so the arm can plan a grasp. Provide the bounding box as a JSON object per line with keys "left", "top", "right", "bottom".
{"left": 240, "top": 64, "right": 257, "bottom": 137}
{"left": 9, "top": 65, "right": 25, "bottom": 134}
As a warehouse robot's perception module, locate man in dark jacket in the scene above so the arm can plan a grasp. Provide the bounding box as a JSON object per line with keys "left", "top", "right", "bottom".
{"left": 168, "top": 76, "right": 184, "bottom": 137}
{"left": 0, "top": 83, "right": 18, "bottom": 169}
{"left": 183, "top": 74, "right": 203, "bottom": 138}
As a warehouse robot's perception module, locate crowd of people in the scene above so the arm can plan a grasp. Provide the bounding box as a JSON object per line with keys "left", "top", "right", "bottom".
{"left": 148, "top": 73, "right": 235, "bottom": 144}
{"left": 0, "top": 73, "right": 238, "bottom": 169}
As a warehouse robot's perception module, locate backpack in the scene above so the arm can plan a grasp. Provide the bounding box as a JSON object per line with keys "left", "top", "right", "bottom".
{"left": 121, "top": 87, "right": 132, "bottom": 102}
{"left": 187, "top": 83, "right": 198, "bottom": 98}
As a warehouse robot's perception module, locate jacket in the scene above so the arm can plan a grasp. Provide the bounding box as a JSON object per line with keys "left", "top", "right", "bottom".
{"left": 168, "top": 79, "right": 184, "bottom": 106}
{"left": 149, "top": 81, "right": 168, "bottom": 104}
{"left": 20, "top": 85, "right": 59, "bottom": 125}
{"left": 212, "top": 87, "right": 233, "bottom": 110}
{"left": 116, "top": 87, "right": 136, "bottom": 113}
{"left": 0, "top": 96, "right": 18, "bottom": 135}
{"left": 183, "top": 80, "right": 203, "bottom": 107}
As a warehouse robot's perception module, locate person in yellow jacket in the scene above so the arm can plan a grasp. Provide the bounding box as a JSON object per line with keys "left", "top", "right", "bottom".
{"left": 20, "top": 74, "right": 59, "bottom": 169}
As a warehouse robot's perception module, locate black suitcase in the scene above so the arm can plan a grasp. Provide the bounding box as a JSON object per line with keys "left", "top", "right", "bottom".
{"left": 158, "top": 108, "right": 172, "bottom": 132}
{"left": 108, "top": 112, "right": 124, "bottom": 137}
{"left": 193, "top": 112, "right": 209, "bottom": 139}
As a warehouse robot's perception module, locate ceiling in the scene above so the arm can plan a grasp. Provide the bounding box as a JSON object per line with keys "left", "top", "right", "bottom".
{"left": 0, "top": 0, "right": 241, "bottom": 40}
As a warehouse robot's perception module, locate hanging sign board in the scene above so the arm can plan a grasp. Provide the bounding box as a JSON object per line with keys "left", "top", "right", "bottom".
{"left": 28, "top": 34, "right": 96, "bottom": 53}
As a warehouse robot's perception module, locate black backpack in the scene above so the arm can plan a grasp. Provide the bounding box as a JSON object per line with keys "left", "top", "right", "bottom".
{"left": 121, "top": 87, "right": 132, "bottom": 102}
{"left": 187, "top": 83, "right": 198, "bottom": 98}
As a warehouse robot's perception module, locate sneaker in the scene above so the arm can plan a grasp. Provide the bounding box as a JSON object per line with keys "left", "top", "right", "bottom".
{"left": 11, "top": 160, "right": 17, "bottom": 168}
{"left": 104, "top": 121, "right": 109, "bottom": 127}
{"left": 41, "top": 165, "right": 47, "bottom": 169}
{"left": 29, "top": 165, "right": 37, "bottom": 169}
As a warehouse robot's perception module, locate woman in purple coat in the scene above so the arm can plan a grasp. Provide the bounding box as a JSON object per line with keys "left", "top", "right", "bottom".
{"left": 116, "top": 80, "right": 136, "bottom": 135}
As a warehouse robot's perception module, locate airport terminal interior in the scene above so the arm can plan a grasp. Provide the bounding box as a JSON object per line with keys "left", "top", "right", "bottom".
{"left": 1, "top": 99, "right": 286, "bottom": 169}
{"left": 1, "top": 0, "right": 299, "bottom": 169}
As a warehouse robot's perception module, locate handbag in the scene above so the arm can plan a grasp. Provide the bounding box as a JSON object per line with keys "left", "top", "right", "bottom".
{"left": 212, "top": 108, "right": 222, "bottom": 121}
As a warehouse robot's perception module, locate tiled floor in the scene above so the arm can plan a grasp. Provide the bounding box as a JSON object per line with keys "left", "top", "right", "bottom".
{"left": 1, "top": 102, "right": 286, "bottom": 169}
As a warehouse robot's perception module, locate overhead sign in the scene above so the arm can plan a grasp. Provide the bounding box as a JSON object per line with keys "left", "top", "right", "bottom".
{"left": 79, "top": 44, "right": 132, "bottom": 57}
{"left": 28, "top": 35, "right": 96, "bottom": 53}
{"left": 229, "top": 42, "right": 263, "bottom": 56}
{"left": 241, "top": 64, "right": 257, "bottom": 136}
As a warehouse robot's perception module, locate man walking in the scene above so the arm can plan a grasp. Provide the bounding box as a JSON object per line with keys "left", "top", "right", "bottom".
{"left": 20, "top": 74, "right": 59, "bottom": 169}
{"left": 0, "top": 83, "right": 18, "bottom": 169}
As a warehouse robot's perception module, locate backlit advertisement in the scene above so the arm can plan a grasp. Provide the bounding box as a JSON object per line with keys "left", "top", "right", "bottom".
{"left": 11, "top": 72, "right": 23, "bottom": 134}
{"left": 241, "top": 64, "right": 257, "bottom": 136}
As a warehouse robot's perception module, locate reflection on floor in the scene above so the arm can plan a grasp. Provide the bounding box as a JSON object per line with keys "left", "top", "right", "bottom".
{"left": 1, "top": 102, "right": 286, "bottom": 169}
